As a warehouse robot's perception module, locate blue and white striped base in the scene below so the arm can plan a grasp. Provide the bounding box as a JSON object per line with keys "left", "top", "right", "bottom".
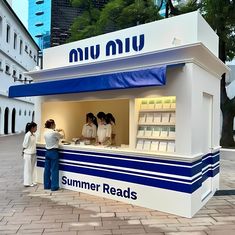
{"left": 36, "top": 147, "right": 219, "bottom": 217}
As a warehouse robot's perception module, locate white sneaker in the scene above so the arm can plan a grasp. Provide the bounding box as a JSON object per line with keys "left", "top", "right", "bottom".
{"left": 33, "top": 183, "right": 37, "bottom": 186}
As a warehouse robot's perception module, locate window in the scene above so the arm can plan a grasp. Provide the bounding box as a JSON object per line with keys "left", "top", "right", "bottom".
{"left": 33, "top": 55, "right": 37, "bottom": 62}
{"left": 19, "top": 110, "right": 21, "bottom": 116}
{"left": 5, "top": 65, "right": 10, "bottom": 75}
{"left": 36, "top": 0, "right": 44, "bottom": 4}
{"left": 35, "top": 22, "right": 44, "bottom": 27}
{"left": 19, "top": 73, "right": 22, "bottom": 80}
{"left": 19, "top": 40, "right": 23, "bottom": 54}
{"left": 24, "top": 110, "right": 27, "bottom": 116}
{"left": 6, "top": 24, "right": 10, "bottom": 43}
{"left": 25, "top": 45, "right": 28, "bottom": 53}
{"left": 29, "top": 111, "right": 31, "bottom": 116}
{"left": 0, "top": 16, "right": 2, "bottom": 37}
{"left": 0, "top": 60, "right": 3, "bottom": 71}
{"left": 29, "top": 50, "right": 32, "bottom": 57}
{"left": 14, "top": 33, "right": 17, "bottom": 49}
{"left": 35, "top": 11, "right": 44, "bottom": 16}
{"left": 12, "top": 69, "right": 16, "bottom": 77}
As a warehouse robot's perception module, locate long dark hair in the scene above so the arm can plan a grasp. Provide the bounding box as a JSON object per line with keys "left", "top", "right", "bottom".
{"left": 25, "top": 122, "right": 37, "bottom": 133}
{"left": 106, "top": 113, "right": 115, "bottom": 124}
{"left": 86, "top": 113, "right": 98, "bottom": 127}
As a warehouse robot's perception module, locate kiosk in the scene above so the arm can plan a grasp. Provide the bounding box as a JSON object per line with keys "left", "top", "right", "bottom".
{"left": 9, "top": 12, "right": 229, "bottom": 217}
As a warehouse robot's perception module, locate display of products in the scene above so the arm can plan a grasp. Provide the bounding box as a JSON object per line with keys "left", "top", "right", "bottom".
{"left": 136, "top": 96, "right": 176, "bottom": 153}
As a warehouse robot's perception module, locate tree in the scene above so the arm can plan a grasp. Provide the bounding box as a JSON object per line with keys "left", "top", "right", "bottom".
{"left": 200, "top": 0, "right": 235, "bottom": 147}
{"left": 69, "top": 0, "right": 162, "bottom": 40}
{"left": 68, "top": 0, "right": 103, "bottom": 41}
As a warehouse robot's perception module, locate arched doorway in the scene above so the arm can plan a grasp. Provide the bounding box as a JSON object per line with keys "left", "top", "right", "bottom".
{"left": 4, "top": 107, "right": 9, "bottom": 134}
{"left": 32, "top": 111, "right": 35, "bottom": 122}
{"left": 11, "top": 108, "right": 16, "bottom": 133}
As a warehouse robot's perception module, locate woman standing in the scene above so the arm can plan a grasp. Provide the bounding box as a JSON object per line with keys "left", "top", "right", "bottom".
{"left": 106, "top": 113, "right": 116, "bottom": 145}
{"left": 81, "top": 113, "right": 97, "bottom": 142}
{"left": 22, "top": 122, "right": 37, "bottom": 187}
{"left": 96, "top": 112, "right": 112, "bottom": 145}
{"left": 44, "top": 119, "right": 64, "bottom": 191}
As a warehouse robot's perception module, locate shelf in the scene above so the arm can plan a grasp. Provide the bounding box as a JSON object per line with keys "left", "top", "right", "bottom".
{"left": 136, "top": 136, "right": 175, "bottom": 141}
{"left": 139, "top": 108, "right": 175, "bottom": 113}
{"left": 138, "top": 122, "right": 175, "bottom": 126}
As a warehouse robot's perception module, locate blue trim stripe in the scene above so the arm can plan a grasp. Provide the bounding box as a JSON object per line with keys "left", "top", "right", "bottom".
{"left": 37, "top": 149, "right": 201, "bottom": 177}
{"left": 9, "top": 66, "right": 167, "bottom": 98}
{"left": 36, "top": 148, "right": 220, "bottom": 194}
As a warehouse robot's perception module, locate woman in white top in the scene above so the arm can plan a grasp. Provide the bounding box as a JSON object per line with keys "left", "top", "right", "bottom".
{"left": 22, "top": 122, "right": 37, "bottom": 187}
{"left": 81, "top": 113, "right": 97, "bottom": 142}
{"left": 44, "top": 119, "right": 64, "bottom": 191}
{"left": 106, "top": 113, "right": 116, "bottom": 145}
{"left": 96, "top": 112, "right": 112, "bottom": 145}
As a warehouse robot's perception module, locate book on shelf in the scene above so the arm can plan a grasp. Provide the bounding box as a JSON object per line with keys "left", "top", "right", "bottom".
{"left": 137, "top": 126, "right": 145, "bottom": 137}
{"left": 160, "top": 126, "right": 168, "bottom": 138}
{"left": 169, "top": 113, "right": 175, "bottom": 123}
{"left": 140, "top": 100, "right": 148, "bottom": 110}
{"left": 167, "top": 142, "right": 175, "bottom": 152}
{"left": 139, "top": 113, "right": 146, "bottom": 123}
{"left": 168, "top": 126, "right": 176, "bottom": 138}
{"left": 144, "top": 126, "right": 153, "bottom": 137}
{"left": 146, "top": 113, "right": 154, "bottom": 123}
{"left": 152, "top": 126, "right": 161, "bottom": 137}
{"left": 136, "top": 140, "right": 144, "bottom": 150}
{"left": 148, "top": 100, "right": 155, "bottom": 109}
{"left": 150, "top": 141, "right": 159, "bottom": 151}
{"left": 171, "top": 97, "right": 176, "bottom": 109}
{"left": 143, "top": 140, "right": 151, "bottom": 151}
{"left": 159, "top": 141, "right": 167, "bottom": 152}
{"left": 155, "top": 99, "right": 162, "bottom": 109}
{"left": 153, "top": 113, "right": 161, "bottom": 123}
{"left": 163, "top": 99, "right": 171, "bottom": 109}
{"left": 161, "top": 113, "right": 170, "bottom": 123}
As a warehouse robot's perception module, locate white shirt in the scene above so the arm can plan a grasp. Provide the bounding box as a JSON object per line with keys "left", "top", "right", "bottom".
{"left": 97, "top": 123, "right": 112, "bottom": 143}
{"left": 44, "top": 129, "right": 63, "bottom": 149}
{"left": 23, "top": 131, "right": 36, "bottom": 154}
{"left": 82, "top": 123, "right": 97, "bottom": 138}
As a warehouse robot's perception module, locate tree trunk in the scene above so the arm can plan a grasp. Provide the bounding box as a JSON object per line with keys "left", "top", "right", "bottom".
{"left": 219, "top": 38, "right": 235, "bottom": 147}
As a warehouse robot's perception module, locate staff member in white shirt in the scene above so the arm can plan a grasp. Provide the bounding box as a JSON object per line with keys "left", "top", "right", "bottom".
{"left": 44, "top": 119, "right": 64, "bottom": 191}
{"left": 96, "top": 112, "right": 112, "bottom": 145}
{"left": 22, "top": 122, "right": 37, "bottom": 187}
{"left": 81, "top": 113, "right": 97, "bottom": 142}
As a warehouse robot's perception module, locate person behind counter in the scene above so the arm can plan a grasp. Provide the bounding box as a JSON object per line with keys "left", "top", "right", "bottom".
{"left": 106, "top": 113, "right": 116, "bottom": 145}
{"left": 22, "top": 122, "right": 37, "bottom": 187}
{"left": 44, "top": 119, "right": 64, "bottom": 191}
{"left": 81, "top": 113, "right": 97, "bottom": 142}
{"left": 96, "top": 112, "right": 112, "bottom": 145}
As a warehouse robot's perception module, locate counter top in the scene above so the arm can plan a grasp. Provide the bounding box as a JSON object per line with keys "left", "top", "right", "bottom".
{"left": 36, "top": 142, "right": 209, "bottom": 163}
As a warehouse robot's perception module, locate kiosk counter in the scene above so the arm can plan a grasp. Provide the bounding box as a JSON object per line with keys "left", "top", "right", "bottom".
{"left": 9, "top": 12, "right": 229, "bottom": 217}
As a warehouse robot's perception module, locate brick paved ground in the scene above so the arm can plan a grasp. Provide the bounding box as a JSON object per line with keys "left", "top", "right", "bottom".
{"left": 1, "top": 134, "right": 235, "bottom": 235}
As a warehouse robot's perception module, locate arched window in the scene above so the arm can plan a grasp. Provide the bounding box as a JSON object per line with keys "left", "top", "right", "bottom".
{"left": 19, "top": 110, "right": 21, "bottom": 116}
{"left": 24, "top": 110, "right": 27, "bottom": 116}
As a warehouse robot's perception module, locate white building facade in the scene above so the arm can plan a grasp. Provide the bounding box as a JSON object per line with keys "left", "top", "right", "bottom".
{"left": 0, "top": 0, "right": 39, "bottom": 135}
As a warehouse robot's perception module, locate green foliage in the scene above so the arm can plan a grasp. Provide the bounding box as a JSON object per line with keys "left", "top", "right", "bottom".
{"left": 68, "top": 0, "right": 162, "bottom": 41}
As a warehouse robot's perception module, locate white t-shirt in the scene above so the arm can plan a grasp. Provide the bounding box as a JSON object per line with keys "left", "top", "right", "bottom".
{"left": 82, "top": 123, "right": 97, "bottom": 138}
{"left": 97, "top": 123, "right": 112, "bottom": 143}
{"left": 23, "top": 131, "right": 36, "bottom": 154}
{"left": 44, "top": 129, "right": 63, "bottom": 149}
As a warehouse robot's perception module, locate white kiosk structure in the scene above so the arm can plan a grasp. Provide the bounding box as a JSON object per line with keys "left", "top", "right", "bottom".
{"left": 9, "top": 12, "right": 228, "bottom": 217}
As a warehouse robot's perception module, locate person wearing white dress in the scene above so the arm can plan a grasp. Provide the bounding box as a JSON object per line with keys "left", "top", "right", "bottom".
{"left": 22, "top": 122, "right": 37, "bottom": 187}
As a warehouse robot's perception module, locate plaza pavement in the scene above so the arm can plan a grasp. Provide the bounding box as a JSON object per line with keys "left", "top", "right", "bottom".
{"left": 1, "top": 134, "right": 235, "bottom": 235}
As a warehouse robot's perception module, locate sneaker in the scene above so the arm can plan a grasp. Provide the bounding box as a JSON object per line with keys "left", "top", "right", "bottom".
{"left": 33, "top": 183, "right": 37, "bottom": 186}
{"left": 29, "top": 184, "right": 35, "bottom": 187}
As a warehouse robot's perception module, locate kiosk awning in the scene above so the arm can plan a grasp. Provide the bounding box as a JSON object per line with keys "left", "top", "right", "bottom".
{"left": 9, "top": 66, "right": 170, "bottom": 98}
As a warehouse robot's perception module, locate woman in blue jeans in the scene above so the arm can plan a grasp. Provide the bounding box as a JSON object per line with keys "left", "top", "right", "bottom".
{"left": 44, "top": 119, "right": 64, "bottom": 191}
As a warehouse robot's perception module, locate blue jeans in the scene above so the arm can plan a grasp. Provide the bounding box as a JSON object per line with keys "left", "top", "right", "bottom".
{"left": 44, "top": 149, "right": 59, "bottom": 191}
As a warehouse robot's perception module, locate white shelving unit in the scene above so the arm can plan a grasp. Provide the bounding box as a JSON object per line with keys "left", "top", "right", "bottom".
{"left": 136, "top": 97, "right": 176, "bottom": 153}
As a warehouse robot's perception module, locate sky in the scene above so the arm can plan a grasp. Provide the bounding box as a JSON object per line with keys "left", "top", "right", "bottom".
{"left": 12, "top": 0, "right": 28, "bottom": 28}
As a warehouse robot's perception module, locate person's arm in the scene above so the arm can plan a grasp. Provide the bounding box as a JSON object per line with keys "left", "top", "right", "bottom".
{"left": 22, "top": 132, "right": 30, "bottom": 149}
